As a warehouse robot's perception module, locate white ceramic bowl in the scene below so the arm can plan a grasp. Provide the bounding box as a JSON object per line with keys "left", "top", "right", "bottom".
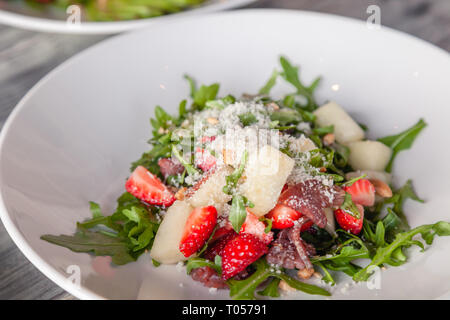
{"left": 0, "top": 0, "right": 255, "bottom": 34}
{"left": 1, "top": 9, "right": 450, "bottom": 300}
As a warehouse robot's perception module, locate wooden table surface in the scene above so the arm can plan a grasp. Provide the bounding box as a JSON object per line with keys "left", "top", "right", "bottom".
{"left": 0, "top": 0, "right": 449, "bottom": 300}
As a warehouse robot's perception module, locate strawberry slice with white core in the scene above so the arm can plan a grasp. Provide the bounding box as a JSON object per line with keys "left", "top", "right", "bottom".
{"left": 267, "top": 204, "right": 313, "bottom": 231}
{"left": 343, "top": 179, "right": 375, "bottom": 207}
{"left": 125, "top": 166, "right": 175, "bottom": 207}
{"left": 179, "top": 206, "right": 218, "bottom": 257}
{"left": 240, "top": 209, "right": 273, "bottom": 244}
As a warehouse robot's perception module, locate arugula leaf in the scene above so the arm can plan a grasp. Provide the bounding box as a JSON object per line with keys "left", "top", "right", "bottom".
{"left": 228, "top": 259, "right": 330, "bottom": 300}
{"left": 279, "top": 56, "right": 321, "bottom": 111}
{"left": 311, "top": 237, "right": 370, "bottom": 265}
{"left": 311, "top": 236, "right": 369, "bottom": 278}
{"left": 312, "top": 125, "right": 334, "bottom": 136}
{"left": 205, "top": 95, "right": 236, "bottom": 110}
{"left": 178, "top": 100, "right": 187, "bottom": 119}
{"left": 194, "top": 84, "right": 220, "bottom": 110}
{"left": 378, "top": 119, "right": 427, "bottom": 172}
{"left": 314, "top": 262, "right": 335, "bottom": 285}
{"left": 41, "top": 230, "right": 135, "bottom": 265}
{"left": 184, "top": 74, "right": 220, "bottom": 110}
{"left": 152, "top": 259, "right": 161, "bottom": 267}
{"left": 353, "top": 221, "right": 450, "bottom": 281}
{"left": 171, "top": 145, "right": 200, "bottom": 176}
{"left": 258, "top": 69, "right": 279, "bottom": 95}
{"left": 229, "top": 195, "right": 248, "bottom": 233}
{"left": 257, "top": 278, "right": 280, "bottom": 297}
{"left": 332, "top": 143, "right": 350, "bottom": 168}
{"left": 382, "top": 208, "right": 408, "bottom": 241}
{"left": 122, "top": 206, "right": 158, "bottom": 252}
{"left": 342, "top": 174, "right": 367, "bottom": 187}
{"left": 269, "top": 108, "right": 302, "bottom": 126}
{"left": 184, "top": 74, "right": 197, "bottom": 99}
{"left": 259, "top": 217, "right": 273, "bottom": 233}
{"left": 89, "top": 201, "right": 103, "bottom": 218}
{"left": 223, "top": 150, "right": 248, "bottom": 195}
{"left": 238, "top": 112, "right": 258, "bottom": 126}
{"left": 385, "top": 179, "right": 424, "bottom": 227}
{"left": 340, "top": 193, "right": 361, "bottom": 219}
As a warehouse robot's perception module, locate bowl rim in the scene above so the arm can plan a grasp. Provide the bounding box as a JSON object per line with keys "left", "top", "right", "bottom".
{"left": 0, "top": 8, "right": 449, "bottom": 300}
{"left": 0, "top": 0, "right": 256, "bottom": 34}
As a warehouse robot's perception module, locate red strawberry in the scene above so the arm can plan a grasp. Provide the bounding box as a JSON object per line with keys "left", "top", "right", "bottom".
{"left": 334, "top": 204, "right": 364, "bottom": 235}
{"left": 194, "top": 148, "right": 217, "bottom": 172}
{"left": 210, "top": 224, "right": 234, "bottom": 242}
{"left": 343, "top": 179, "right": 375, "bottom": 207}
{"left": 179, "top": 206, "right": 218, "bottom": 257}
{"left": 203, "top": 231, "right": 237, "bottom": 261}
{"left": 240, "top": 209, "right": 273, "bottom": 244}
{"left": 266, "top": 204, "right": 313, "bottom": 231}
{"left": 125, "top": 166, "right": 175, "bottom": 206}
{"left": 221, "top": 233, "right": 268, "bottom": 280}
{"left": 157, "top": 158, "right": 184, "bottom": 178}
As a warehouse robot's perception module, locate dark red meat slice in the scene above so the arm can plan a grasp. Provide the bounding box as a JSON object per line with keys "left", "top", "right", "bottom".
{"left": 158, "top": 158, "right": 184, "bottom": 178}
{"left": 278, "top": 179, "right": 344, "bottom": 228}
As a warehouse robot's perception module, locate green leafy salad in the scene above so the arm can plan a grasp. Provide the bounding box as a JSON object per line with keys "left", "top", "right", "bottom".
{"left": 42, "top": 56, "right": 450, "bottom": 300}
{"left": 25, "top": 0, "right": 206, "bottom": 21}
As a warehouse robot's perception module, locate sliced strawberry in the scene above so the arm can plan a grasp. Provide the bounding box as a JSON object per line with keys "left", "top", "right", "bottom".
{"left": 210, "top": 224, "right": 234, "bottom": 243}
{"left": 125, "top": 166, "right": 175, "bottom": 206}
{"left": 266, "top": 204, "right": 313, "bottom": 231}
{"left": 194, "top": 148, "right": 217, "bottom": 172}
{"left": 157, "top": 158, "right": 184, "bottom": 178}
{"left": 240, "top": 209, "right": 273, "bottom": 244}
{"left": 334, "top": 204, "right": 364, "bottom": 235}
{"left": 179, "top": 206, "right": 218, "bottom": 257}
{"left": 221, "top": 233, "right": 268, "bottom": 280}
{"left": 203, "top": 231, "right": 237, "bottom": 261}
{"left": 343, "top": 179, "right": 375, "bottom": 207}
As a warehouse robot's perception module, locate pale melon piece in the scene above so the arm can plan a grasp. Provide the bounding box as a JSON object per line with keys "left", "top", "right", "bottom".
{"left": 348, "top": 140, "right": 392, "bottom": 171}
{"left": 313, "top": 101, "right": 365, "bottom": 144}
{"left": 187, "top": 166, "right": 233, "bottom": 208}
{"left": 345, "top": 170, "right": 392, "bottom": 184}
{"left": 150, "top": 200, "right": 193, "bottom": 264}
{"left": 300, "top": 138, "right": 317, "bottom": 152}
{"left": 285, "top": 136, "right": 317, "bottom": 154}
{"left": 240, "top": 145, "right": 295, "bottom": 216}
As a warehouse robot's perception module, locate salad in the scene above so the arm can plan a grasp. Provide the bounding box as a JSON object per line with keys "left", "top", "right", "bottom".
{"left": 42, "top": 57, "right": 450, "bottom": 300}
{"left": 22, "top": 0, "right": 206, "bottom": 21}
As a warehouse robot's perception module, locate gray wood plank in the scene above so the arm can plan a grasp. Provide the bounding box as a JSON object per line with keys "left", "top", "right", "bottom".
{"left": 0, "top": 0, "right": 448, "bottom": 300}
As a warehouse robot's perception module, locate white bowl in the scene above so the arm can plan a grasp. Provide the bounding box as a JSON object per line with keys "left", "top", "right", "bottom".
{"left": 1, "top": 9, "right": 450, "bottom": 300}
{"left": 0, "top": 0, "right": 255, "bottom": 34}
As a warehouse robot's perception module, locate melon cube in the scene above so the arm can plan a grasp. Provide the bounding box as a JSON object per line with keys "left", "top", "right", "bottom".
{"left": 240, "top": 145, "right": 295, "bottom": 216}
{"left": 348, "top": 140, "right": 392, "bottom": 171}
{"left": 187, "top": 167, "right": 233, "bottom": 208}
{"left": 313, "top": 101, "right": 364, "bottom": 144}
{"left": 150, "top": 200, "right": 193, "bottom": 264}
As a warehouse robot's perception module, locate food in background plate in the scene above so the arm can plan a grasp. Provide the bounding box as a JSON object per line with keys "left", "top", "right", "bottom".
{"left": 27, "top": 0, "right": 207, "bottom": 21}
{"left": 42, "top": 57, "right": 450, "bottom": 300}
